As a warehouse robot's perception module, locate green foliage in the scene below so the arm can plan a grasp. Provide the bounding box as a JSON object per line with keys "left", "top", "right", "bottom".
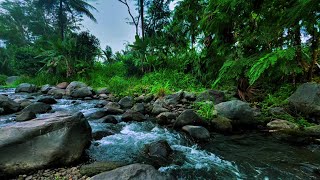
{"left": 14, "top": 46, "right": 43, "bottom": 75}
{"left": 194, "top": 101, "right": 216, "bottom": 120}
{"left": 0, "top": 74, "right": 7, "bottom": 85}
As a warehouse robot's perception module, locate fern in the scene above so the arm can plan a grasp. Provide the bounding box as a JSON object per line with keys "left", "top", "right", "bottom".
{"left": 247, "top": 48, "right": 297, "bottom": 85}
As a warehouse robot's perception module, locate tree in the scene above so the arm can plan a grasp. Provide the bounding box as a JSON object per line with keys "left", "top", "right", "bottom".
{"left": 118, "top": 0, "right": 141, "bottom": 36}
{"left": 36, "top": 0, "right": 97, "bottom": 40}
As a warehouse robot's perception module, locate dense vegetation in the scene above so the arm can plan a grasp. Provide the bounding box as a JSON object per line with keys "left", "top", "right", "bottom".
{"left": 0, "top": 0, "right": 319, "bottom": 124}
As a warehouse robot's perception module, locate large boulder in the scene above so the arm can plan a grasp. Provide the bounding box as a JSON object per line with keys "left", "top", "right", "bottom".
{"left": 22, "top": 102, "right": 52, "bottom": 114}
{"left": 288, "top": 83, "right": 320, "bottom": 117}
{"left": 119, "top": 96, "right": 134, "bottom": 109}
{"left": 15, "top": 83, "right": 37, "bottom": 93}
{"left": 65, "top": 81, "right": 87, "bottom": 96}
{"left": 0, "top": 112, "right": 92, "bottom": 175}
{"left": 196, "top": 90, "right": 225, "bottom": 104}
{"left": 156, "top": 112, "right": 177, "bottom": 125}
{"left": 215, "top": 100, "right": 255, "bottom": 125}
{"left": 182, "top": 125, "right": 210, "bottom": 141}
{"left": 0, "top": 95, "right": 20, "bottom": 115}
{"left": 143, "top": 140, "right": 173, "bottom": 168}
{"left": 70, "top": 87, "right": 93, "bottom": 98}
{"left": 174, "top": 109, "right": 203, "bottom": 127}
{"left": 91, "top": 164, "right": 172, "bottom": 180}
{"left": 210, "top": 116, "right": 233, "bottom": 133}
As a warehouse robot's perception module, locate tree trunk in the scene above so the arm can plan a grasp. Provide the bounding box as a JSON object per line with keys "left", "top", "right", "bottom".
{"left": 59, "top": 0, "right": 64, "bottom": 40}
{"left": 308, "top": 30, "right": 319, "bottom": 81}
{"left": 140, "top": 0, "right": 144, "bottom": 40}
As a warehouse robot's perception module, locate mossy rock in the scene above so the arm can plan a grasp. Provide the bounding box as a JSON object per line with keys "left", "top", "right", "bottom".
{"left": 80, "top": 162, "right": 126, "bottom": 177}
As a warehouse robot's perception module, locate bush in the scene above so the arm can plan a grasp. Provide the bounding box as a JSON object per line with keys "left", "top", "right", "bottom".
{"left": 0, "top": 74, "right": 7, "bottom": 85}
{"left": 194, "top": 101, "right": 216, "bottom": 120}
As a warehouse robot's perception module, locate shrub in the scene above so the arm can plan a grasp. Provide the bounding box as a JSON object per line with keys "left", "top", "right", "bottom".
{"left": 194, "top": 101, "right": 216, "bottom": 120}
{"left": 0, "top": 74, "right": 7, "bottom": 85}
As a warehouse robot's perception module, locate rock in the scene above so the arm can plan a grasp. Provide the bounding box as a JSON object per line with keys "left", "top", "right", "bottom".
{"left": 40, "top": 84, "right": 52, "bottom": 94}
{"left": 122, "top": 110, "right": 146, "bottom": 122}
{"left": 80, "top": 162, "right": 125, "bottom": 177}
{"left": 132, "top": 103, "right": 145, "bottom": 114}
{"left": 196, "top": 90, "right": 225, "bottom": 104}
{"left": 47, "top": 88, "right": 66, "bottom": 96}
{"left": 16, "top": 111, "right": 36, "bottom": 122}
{"left": 163, "top": 91, "right": 184, "bottom": 106}
{"left": 15, "top": 83, "right": 38, "bottom": 93}
{"left": 92, "top": 130, "right": 115, "bottom": 140}
{"left": 0, "top": 108, "right": 3, "bottom": 114}
{"left": 66, "top": 81, "right": 87, "bottom": 96}
{"left": 91, "top": 164, "right": 171, "bottom": 180}
{"left": 305, "top": 125, "right": 320, "bottom": 137}
{"left": 288, "top": 83, "right": 320, "bottom": 117}
{"left": 182, "top": 125, "right": 210, "bottom": 141}
{"left": 0, "top": 112, "right": 92, "bottom": 175}
{"left": 105, "top": 102, "right": 121, "bottom": 109}
{"left": 37, "top": 97, "right": 57, "bottom": 104}
{"left": 101, "top": 115, "right": 118, "bottom": 124}
{"left": 86, "top": 110, "right": 108, "bottom": 120}
{"left": 156, "top": 112, "right": 177, "bottom": 125}
{"left": 184, "top": 92, "right": 196, "bottom": 101}
{"left": 105, "top": 107, "right": 124, "bottom": 115}
{"left": 96, "top": 88, "right": 110, "bottom": 95}
{"left": 269, "top": 107, "right": 286, "bottom": 116}
{"left": 267, "top": 119, "right": 298, "bottom": 130}
{"left": 0, "top": 95, "right": 20, "bottom": 114}
{"left": 210, "top": 116, "right": 233, "bottom": 133}
{"left": 6, "top": 76, "right": 19, "bottom": 84}
{"left": 56, "top": 82, "right": 69, "bottom": 89}
{"left": 144, "top": 140, "right": 173, "bottom": 168}
{"left": 22, "top": 102, "right": 52, "bottom": 114}
{"left": 174, "top": 109, "right": 203, "bottom": 127}
{"left": 118, "top": 96, "right": 134, "bottom": 109}
{"left": 152, "top": 105, "right": 169, "bottom": 115}
{"left": 215, "top": 100, "right": 255, "bottom": 125}
{"left": 70, "top": 87, "right": 92, "bottom": 98}
{"left": 17, "top": 99, "right": 32, "bottom": 108}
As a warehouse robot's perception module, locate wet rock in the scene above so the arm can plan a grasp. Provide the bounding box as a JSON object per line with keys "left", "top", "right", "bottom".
{"left": 267, "top": 119, "right": 298, "bottom": 130}
{"left": 174, "top": 109, "right": 203, "bottom": 127}
{"left": 86, "top": 110, "right": 108, "bottom": 120}
{"left": 16, "top": 111, "right": 36, "bottom": 122}
{"left": 105, "top": 107, "right": 124, "bottom": 115}
{"left": 122, "top": 110, "right": 146, "bottom": 122}
{"left": 0, "top": 95, "right": 20, "bottom": 114}
{"left": 182, "top": 125, "right": 210, "bottom": 141}
{"left": 37, "top": 97, "right": 57, "bottom": 104}
{"left": 144, "top": 140, "right": 173, "bottom": 168}
{"left": 40, "top": 84, "right": 52, "bottom": 94}
{"left": 156, "top": 112, "right": 177, "bottom": 125}
{"left": 215, "top": 100, "right": 255, "bottom": 125}
{"left": 80, "top": 162, "right": 125, "bottom": 177}
{"left": 15, "top": 83, "right": 38, "bottom": 93}
{"left": 132, "top": 103, "right": 145, "bottom": 114}
{"left": 0, "top": 112, "right": 92, "bottom": 175}
{"left": 70, "top": 87, "right": 93, "bottom": 98}
{"left": 101, "top": 115, "right": 118, "bottom": 124}
{"left": 17, "top": 99, "right": 32, "bottom": 108}
{"left": 118, "top": 96, "right": 134, "bottom": 109}
{"left": 56, "top": 82, "right": 69, "bottom": 89}
{"left": 91, "top": 164, "right": 171, "bottom": 180}
{"left": 92, "top": 130, "right": 115, "bottom": 140}
{"left": 210, "top": 116, "right": 233, "bottom": 133}
{"left": 288, "top": 83, "right": 320, "bottom": 117}
{"left": 22, "top": 102, "right": 52, "bottom": 114}
{"left": 196, "top": 90, "right": 225, "bottom": 104}
{"left": 96, "top": 88, "right": 110, "bottom": 95}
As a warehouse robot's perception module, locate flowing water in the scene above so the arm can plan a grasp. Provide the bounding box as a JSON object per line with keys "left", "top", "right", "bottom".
{"left": 1, "top": 88, "right": 320, "bottom": 179}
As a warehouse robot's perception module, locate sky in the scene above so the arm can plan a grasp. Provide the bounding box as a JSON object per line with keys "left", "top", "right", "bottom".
{"left": 82, "top": 0, "right": 178, "bottom": 52}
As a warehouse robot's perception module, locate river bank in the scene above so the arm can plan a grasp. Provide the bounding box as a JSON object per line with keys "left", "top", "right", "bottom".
{"left": 1, "top": 82, "right": 320, "bottom": 179}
